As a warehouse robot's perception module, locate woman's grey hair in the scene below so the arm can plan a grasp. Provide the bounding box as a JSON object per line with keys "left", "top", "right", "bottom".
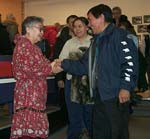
{"left": 22, "top": 16, "right": 43, "bottom": 35}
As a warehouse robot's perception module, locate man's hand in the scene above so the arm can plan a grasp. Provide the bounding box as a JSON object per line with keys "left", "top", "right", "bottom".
{"left": 51, "top": 59, "right": 63, "bottom": 74}
{"left": 119, "top": 89, "right": 130, "bottom": 103}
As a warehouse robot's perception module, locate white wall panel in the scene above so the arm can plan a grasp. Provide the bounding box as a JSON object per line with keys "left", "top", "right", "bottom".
{"left": 24, "top": 0, "right": 150, "bottom": 26}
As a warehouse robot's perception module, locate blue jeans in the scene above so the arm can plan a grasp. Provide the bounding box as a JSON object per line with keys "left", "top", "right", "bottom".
{"left": 65, "top": 80, "right": 93, "bottom": 139}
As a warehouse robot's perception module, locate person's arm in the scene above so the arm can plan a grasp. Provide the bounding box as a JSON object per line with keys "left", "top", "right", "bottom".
{"left": 13, "top": 41, "right": 53, "bottom": 79}
{"left": 61, "top": 49, "right": 89, "bottom": 76}
{"left": 119, "top": 35, "right": 138, "bottom": 103}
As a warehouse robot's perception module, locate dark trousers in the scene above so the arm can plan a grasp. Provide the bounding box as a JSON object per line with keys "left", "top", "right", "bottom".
{"left": 65, "top": 80, "right": 93, "bottom": 139}
{"left": 58, "top": 88, "right": 68, "bottom": 123}
{"left": 93, "top": 92, "right": 129, "bottom": 139}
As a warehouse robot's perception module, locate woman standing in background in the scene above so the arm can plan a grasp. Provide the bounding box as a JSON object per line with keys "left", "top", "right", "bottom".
{"left": 59, "top": 17, "right": 93, "bottom": 139}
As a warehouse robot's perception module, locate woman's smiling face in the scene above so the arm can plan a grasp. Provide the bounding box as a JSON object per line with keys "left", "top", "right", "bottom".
{"left": 73, "top": 19, "right": 88, "bottom": 39}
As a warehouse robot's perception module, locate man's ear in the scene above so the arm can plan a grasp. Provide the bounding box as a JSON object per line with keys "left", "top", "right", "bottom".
{"left": 97, "top": 14, "right": 105, "bottom": 24}
{"left": 100, "top": 14, "right": 105, "bottom": 22}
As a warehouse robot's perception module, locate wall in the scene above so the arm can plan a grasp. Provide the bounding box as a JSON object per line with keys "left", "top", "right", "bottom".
{"left": 24, "top": 0, "right": 150, "bottom": 25}
{"left": 0, "top": 0, "right": 149, "bottom": 37}
{"left": 24, "top": 0, "right": 150, "bottom": 49}
{"left": 0, "top": 0, "right": 22, "bottom": 32}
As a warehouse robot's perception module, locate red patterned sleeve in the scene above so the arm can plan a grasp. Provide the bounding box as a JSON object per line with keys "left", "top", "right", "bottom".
{"left": 13, "top": 37, "right": 53, "bottom": 79}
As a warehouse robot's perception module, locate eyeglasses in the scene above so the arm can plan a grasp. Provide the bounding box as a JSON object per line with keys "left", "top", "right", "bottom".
{"left": 32, "top": 26, "right": 44, "bottom": 32}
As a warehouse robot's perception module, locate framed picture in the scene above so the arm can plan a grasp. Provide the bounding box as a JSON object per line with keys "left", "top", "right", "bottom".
{"left": 132, "top": 16, "right": 142, "bottom": 24}
{"left": 144, "top": 15, "right": 150, "bottom": 23}
{"left": 137, "top": 25, "right": 147, "bottom": 33}
{"left": 137, "top": 35, "right": 142, "bottom": 43}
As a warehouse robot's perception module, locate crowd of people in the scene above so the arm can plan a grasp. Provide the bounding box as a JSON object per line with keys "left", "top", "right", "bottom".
{"left": 0, "top": 3, "right": 150, "bottom": 139}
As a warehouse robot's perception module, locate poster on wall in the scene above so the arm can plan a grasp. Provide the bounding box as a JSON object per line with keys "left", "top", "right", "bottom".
{"left": 132, "top": 16, "right": 142, "bottom": 24}
{"left": 144, "top": 15, "right": 150, "bottom": 23}
{"left": 137, "top": 25, "right": 147, "bottom": 33}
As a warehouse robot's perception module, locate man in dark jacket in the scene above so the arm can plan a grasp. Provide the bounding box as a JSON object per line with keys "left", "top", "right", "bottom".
{"left": 53, "top": 15, "right": 78, "bottom": 89}
{"left": 54, "top": 4, "right": 138, "bottom": 139}
{"left": 53, "top": 15, "right": 78, "bottom": 125}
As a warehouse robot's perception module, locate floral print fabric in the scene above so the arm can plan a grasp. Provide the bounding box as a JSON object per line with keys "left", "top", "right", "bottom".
{"left": 10, "top": 35, "right": 52, "bottom": 139}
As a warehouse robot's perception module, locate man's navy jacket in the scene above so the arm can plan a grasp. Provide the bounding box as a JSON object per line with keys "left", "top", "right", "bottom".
{"left": 61, "top": 23, "right": 138, "bottom": 101}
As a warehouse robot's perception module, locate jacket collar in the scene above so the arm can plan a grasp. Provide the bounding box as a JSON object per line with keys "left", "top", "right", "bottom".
{"left": 94, "top": 23, "right": 116, "bottom": 39}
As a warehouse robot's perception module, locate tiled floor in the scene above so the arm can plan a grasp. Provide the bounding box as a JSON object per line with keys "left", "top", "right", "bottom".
{"left": 1, "top": 102, "right": 150, "bottom": 139}
{"left": 48, "top": 99, "right": 150, "bottom": 139}
{"left": 48, "top": 100, "right": 150, "bottom": 139}
{"left": 48, "top": 116, "right": 150, "bottom": 139}
{"left": 0, "top": 105, "right": 11, "bottom": 130}
{"left": 129, "top": 116, "right": 150, "bottom": 139}
{"left": 0, "top": 114, "right": 11, "bottom": 130}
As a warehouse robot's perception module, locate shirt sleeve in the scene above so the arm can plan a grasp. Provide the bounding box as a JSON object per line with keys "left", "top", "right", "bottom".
{"left": 119, "top": 35, "right": 138, "bottom": 92}
{"left": 61, "top": 49, "right": 89, "bottom": 76}
{"left": 59, "top": 41, "right": 71, "bottom": 60}
{"left": 13, "top": 42, "right": 52, "bottom": 79}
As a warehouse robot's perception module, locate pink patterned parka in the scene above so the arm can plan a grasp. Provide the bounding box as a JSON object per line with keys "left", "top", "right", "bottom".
{"left": 10, "top": 35, "right": 52, "bottom": 139}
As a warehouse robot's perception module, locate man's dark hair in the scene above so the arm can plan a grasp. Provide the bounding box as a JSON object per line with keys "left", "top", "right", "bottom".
{"left": 22, "top": 16, "right": 43, "bottom": 35}
{"left": 66, "top": 15, "right": 78, "bottom": 23}
{"left": 87, "top": 4, "right": 113, "bottom": 23}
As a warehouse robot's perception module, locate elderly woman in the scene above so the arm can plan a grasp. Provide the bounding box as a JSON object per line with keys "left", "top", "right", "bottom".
{"left": 10, "top": 16, "right": 55, "bottom": 139}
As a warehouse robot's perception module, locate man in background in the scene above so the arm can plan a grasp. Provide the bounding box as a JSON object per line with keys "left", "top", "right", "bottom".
{"left": 112, "top": 6, "right": 122, "bottom": 27}
{"left": 53, "top": 15, "right": 78, "bottom": 124}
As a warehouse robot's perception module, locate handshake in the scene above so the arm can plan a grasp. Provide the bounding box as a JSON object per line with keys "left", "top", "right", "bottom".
{"left": 51, "top": 59, "right": 64, "bottom": 74}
